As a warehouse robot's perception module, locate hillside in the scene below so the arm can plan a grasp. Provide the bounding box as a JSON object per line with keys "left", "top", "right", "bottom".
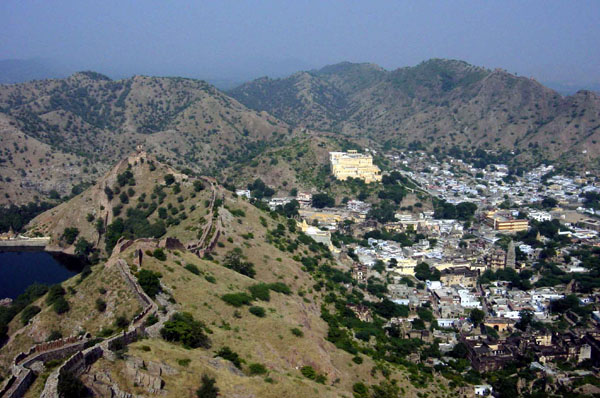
{"left": 0, "top": 72, "right": 291, "bottom": 205}
{"left": 230, "top": 59, "right": 600, "bottom": 165}
{"left": 1, "top": 155, "right": 453, "bottom": 398}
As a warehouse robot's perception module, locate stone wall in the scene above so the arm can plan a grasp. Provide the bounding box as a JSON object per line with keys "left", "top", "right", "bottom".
{"left": 0, "top": 368, "right": 34, "bottom": 398}
{"left": 0, "top": 335, "right": 87, "bottom": 398}
{"left": 6, "top": 240, "right": 161, "bottom": 398}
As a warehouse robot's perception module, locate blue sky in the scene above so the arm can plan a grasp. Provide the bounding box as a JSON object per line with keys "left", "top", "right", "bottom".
{"left": 1, "top": 1, "right": 599, "bottom": 86}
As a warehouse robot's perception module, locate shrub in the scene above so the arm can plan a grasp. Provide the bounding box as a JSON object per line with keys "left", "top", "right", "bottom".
{"left": 291, "top": 328, "right": 304, "bottom": 337}
{"left": 352, "top": 355, "right": 363, "bottom": 364}
{"left": 21, "top": 305, "right": 41, "bottom": 325}
{"left": 95, "top": 298, "right": 107, "bottom": 312}
{"left": 114, "top": 314, "right": 129, "bottom": 329}
{"left": 104, "top": 186, "right": 114, "bottom": 200}
{"left": 137, "top": 269, "right": 162, "bottom": 298}
{"left": 221, "top": 293, "right": 252, "bottom": 307}
{"left": 117, "top": 170, "right": 134, "bottom": 187}
{"left": 268, "top": 282, "right": 291, "bottom": 295}
{"left": 193, "top": 180, "right": 205, "bottom": 192}
{"left": 52, "top": 297, "right": 70, "bottom": 314}
{"left": 215, "top": 346, "right": 242, "bottom": 369}
{"left": 248, "top": 363, "right": 267, "bottom": 375}
{"left": 98, "top": 327, "right": 114, "bottom": 337}
{"left": 77, "top": 263, "right": 92, "bottom": 280}
{"left": 177, "top": 358, "right": 191, "bottom": 367}
{"left": 57, "top": 371, "right": 87, "bottom": 398}
{"left": 164, "top": 174, "right": 175, "bottom": 185}
{"left": 353, "top": 382, "right": 369, "bottom": 398}
{"left": 46, "top": 284, "right": 66, "bottom": 305}
{"left": 61, "top": 227, "right": 79, "bottom": 245}
{"left": 153, "top": 248, "right": 166, "bottom": 261}
{"left": 205, "top": 275, "right": 216, "bottom": 284}
{"left": 185, "top": 263, "right": 200, "bottom": 275}
{"left": 47, "top": 330, "right": 63, "bottom": 341}
{"left": 196, "top": 374, "right": 219, "bottom": 398}
{"left": 248, "top": 284, "right": 270, "bottom": 301}
{"left": 223, "top": 249, "right": 256, "bottom": 278}
{"left": 249, "top": 306, "right": 266, "bottom": 317}
{"left": 300, "top": 365, "right": 316, "bottom": 379}
{"left": 145, "top": 313, "right": 159, "bottom": 326}
{"left": 160, "top": 312, "right": 210, "bottom": 349}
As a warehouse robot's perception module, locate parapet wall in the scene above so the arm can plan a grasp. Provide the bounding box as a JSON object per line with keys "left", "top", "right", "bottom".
{"left": 0, "top": 335, "right": 87, "bottom": 398}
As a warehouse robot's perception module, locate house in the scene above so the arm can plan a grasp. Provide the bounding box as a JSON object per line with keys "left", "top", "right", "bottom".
{"left": 474, "top": 385, "right": 493, "bottom": 396}
{"left": 485, "top": 248, "right": 506, "bottom": 270}
{"left": 484, "top": 318, "right": 515, "bottom": 333}
{"left": 351, "top": 263, "right": 369, "bottom": 284}
{"left": 235, "top": 189, "right": 251, "bottom": 199}
{"left": 346, "top": 304, "right": 373, "bottom": 322}
{"left": 296, "top": 192, "right": 312, "bottom": 207}
{"left": 463, "top": 336, "right": 518, "bottom": 372}
{"left": 440, "top": 267, "right": 479, "bottom": 288}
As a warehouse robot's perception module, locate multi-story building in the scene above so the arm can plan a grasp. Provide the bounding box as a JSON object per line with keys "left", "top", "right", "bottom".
{"left": 484, "top": 211, "right": 529, "bottom": 232}
{"left": 351, "top": 263, "right": 369, "bottom": 284}
{"left": 440, "top": 267, "right": 479, "bottom": 288}
{"left": 329, "top": 150, "right": 382, "bottom": 183}
{"left": 485, "top": 248, "right": 506, "bottom": 270}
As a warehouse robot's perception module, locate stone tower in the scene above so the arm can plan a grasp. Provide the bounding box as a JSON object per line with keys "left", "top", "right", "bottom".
{"left": 505, "top": 240, "right": 516, "bottom": 269}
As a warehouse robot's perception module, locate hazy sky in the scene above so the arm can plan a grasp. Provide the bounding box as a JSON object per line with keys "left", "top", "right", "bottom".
{"left": 1, "top": 1, "right": 599, "bottom": 85}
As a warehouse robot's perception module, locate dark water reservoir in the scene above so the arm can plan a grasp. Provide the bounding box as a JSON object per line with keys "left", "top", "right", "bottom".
{"left": 0, "top": 250, "right": 84, "bottom": 299}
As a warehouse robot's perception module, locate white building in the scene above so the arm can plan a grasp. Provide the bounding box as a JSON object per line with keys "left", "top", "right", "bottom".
{"left": 236, "top": 189, "right": 251, "bottom": 199}
{"left": 528, "top": 210, "right": 552, "bottom": 222}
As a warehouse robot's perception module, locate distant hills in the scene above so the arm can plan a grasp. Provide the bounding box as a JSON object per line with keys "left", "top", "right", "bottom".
{"left": 229, "top": 59, "right": 600, "bottom": 164}
{"left": 0, "top": 72, "right": 290, "bottom": 205}
{"left": 1, "top": 58, "right": 600, "bottom": 206}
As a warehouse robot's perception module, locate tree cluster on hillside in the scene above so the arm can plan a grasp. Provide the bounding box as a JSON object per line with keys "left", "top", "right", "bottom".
{"left": 0, "top": 202, "right": 55, "bottom": 233}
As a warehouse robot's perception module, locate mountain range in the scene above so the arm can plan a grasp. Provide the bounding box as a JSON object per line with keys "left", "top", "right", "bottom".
{"left": 230, "top": 59, "right": 600, "bottom": 165}
{"left": 2, "top": 58, "right": 600, "bottom": 206}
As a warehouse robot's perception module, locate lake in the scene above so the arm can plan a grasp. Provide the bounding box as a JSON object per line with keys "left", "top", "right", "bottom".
{"left": 0, "top": 250, "right": 84, "bottom": 299}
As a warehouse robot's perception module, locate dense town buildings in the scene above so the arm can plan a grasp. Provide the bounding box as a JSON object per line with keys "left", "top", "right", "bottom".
{"left": 240, "top": 146, "right": 600, "bottom": 393}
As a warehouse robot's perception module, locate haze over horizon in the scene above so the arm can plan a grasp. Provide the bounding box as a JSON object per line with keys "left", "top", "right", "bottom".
{"left": 1, "top": 1, "right": 599, "bottom": 91}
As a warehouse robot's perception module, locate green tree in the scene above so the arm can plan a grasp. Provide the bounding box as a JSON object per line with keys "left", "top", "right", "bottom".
{"left": 74, "top": 237, "right": 94, "bottom": 260}
{"left": 21, "top": 305, "right": 41, "bottom": 325}
{"left": 61, "top": 227, "right": 79, "bottom": 245}
{"left": 57, "top": 371, "right": 88, "bottom": 398}
{"left": 160, "top": 312, "right": 211, "bottom": 349}
{"left": 164, "top": 174, "right": 175, "bottom": 185}
{"left": 371, "top": 380, "right": 400, "bottom": 398}
{"left": 136, "top": 269, "right": 162, "bottom": 298}
{"left": 470, "top": 308, "right": 485, "bottom": 327}
{"left": 215, "top": 346, "right": 242, "bottom": 369}
{"left": 196, "top": 374, "right": 219, "bottom": 398}
{"left": 223, "top": 249, "right": 256, "bottom": 278}
{"left": 515, "top": 309, "right": 534, "bottom": 331}
{"left": 312, "top": 193, "right": 335, "bottom": 208}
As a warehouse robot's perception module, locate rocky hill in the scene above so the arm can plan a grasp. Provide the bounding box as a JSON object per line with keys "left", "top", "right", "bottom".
{"left": 1, "top": 155, "right": 450, "bottom": 398}
{"left": 0, "top": 72, "right": 290, "bottom": 205}
{"left": 230, "top": 59, "right": 600, "bottom": 164}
